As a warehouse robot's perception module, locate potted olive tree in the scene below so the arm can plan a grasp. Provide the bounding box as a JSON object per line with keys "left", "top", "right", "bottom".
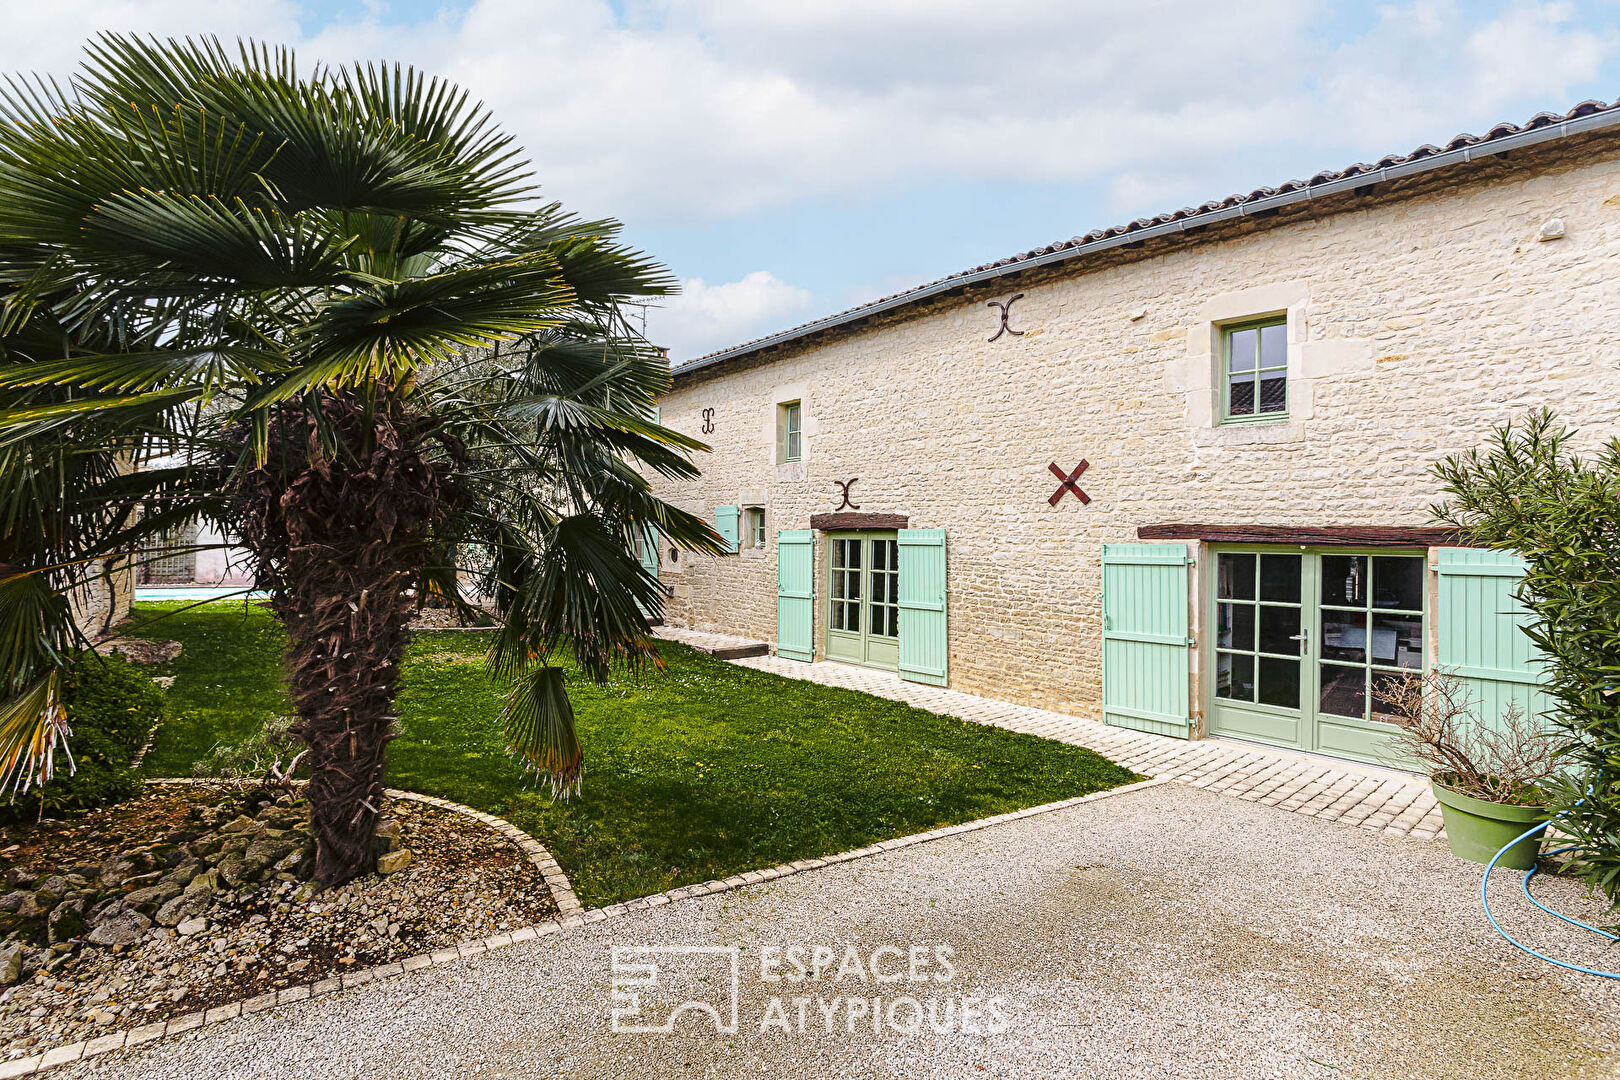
{"left": 1383, "top": 671, "right": 1554, "bottom": 869}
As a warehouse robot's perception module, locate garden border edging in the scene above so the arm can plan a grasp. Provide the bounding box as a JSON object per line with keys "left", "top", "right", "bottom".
{"left": 380, "top": 789, "right": 580, "bottom": 913}
{"left": 0, "top": 776, "right": 1167, "bottom": 1078}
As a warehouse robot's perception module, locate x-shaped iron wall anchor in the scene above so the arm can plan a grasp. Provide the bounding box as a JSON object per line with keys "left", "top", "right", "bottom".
{"left": 986, "top": 293, "right": 1026, "bottom": 342}
{"left": 834, "top": 478, "right": 860, "bottom": 510}
{"left": 1048, "top": 461, "right": 1090, "bottom": 505}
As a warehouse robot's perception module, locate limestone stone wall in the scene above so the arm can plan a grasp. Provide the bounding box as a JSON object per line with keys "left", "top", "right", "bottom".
{"left": 648, "top": 132, "right": 1620, "bottom": 721}
{"left": 69, "top": 556, "right": 134, "bottom": 641}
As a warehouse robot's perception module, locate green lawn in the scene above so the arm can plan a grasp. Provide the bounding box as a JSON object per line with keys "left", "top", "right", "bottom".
{"left": 136, "top": 601, "right": 1138, "bottom": 906}
{"left": 133, "top": 600, "right": 292, "bottom": 776}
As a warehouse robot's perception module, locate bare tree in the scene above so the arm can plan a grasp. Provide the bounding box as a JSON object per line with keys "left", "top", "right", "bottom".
{"left": 1382, "top": 670, "right": 1553, "bottom": 805}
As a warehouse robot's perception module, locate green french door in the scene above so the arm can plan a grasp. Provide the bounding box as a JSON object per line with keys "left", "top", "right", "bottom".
{"left": 826, "top": 532, "right": 900, "bottom": 671}
{"left": 1207, "top": 547, "right": 1426, "bottom": 765}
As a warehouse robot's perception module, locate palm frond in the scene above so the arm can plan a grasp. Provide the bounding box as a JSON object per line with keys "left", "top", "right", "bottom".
{"left": 500, "top": 665, "right": 581, "bottom": 797}
{"left": 81, "top": 192, "right": 358, "bottom": 288}
{"left": 0, "top": 344, "right": 279, "bottom": 394}
{"left": 247, "top": 257, "right": 575, "bottom": 406}
{"left": 0, "top": 670, "right": 71, "bottom": 798}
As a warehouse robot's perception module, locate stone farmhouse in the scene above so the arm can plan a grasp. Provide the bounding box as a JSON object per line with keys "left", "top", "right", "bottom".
{"left": 644, "top": 99, "right": 1620, "bottom": 768}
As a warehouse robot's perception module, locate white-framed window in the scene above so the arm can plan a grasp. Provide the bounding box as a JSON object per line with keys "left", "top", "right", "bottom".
{"left": 778, "top": 401, "right": 802, "bottom": 462}
{"left": 746, "top": 507, "right": 766, "bottom": 549}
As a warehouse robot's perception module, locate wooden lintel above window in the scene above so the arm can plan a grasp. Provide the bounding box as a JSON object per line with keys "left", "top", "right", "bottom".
{"left": 810, "top": 512, "right": 909, "bottom": 531}
{"left": 1136, "top": 523, "right": 1467, "bottom": 548}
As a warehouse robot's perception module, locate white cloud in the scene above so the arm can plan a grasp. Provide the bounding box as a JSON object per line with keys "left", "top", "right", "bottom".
{"left": 0, "top": 0, "right": 300, "bottom": 78}
{"left": 8, "top": 1, "right": 1616, "bottom": 230}
{"left": 1321, "top": 1, "right": 1619, "bottom": 148}
{"left": 645, "top": 271, "right": 812, "bottom": 360}
{"left": 1465, "top": 2, "right": 1613, "bottom": 101}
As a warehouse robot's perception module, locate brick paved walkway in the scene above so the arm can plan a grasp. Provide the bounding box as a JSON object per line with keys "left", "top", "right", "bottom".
{"left": 655, "top": 626, "right": 1445, "bottom": 841}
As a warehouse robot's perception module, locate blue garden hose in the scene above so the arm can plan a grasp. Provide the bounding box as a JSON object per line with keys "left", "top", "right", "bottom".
{"left": 1479, "top": 818, "right": 1620, "bottom": 978}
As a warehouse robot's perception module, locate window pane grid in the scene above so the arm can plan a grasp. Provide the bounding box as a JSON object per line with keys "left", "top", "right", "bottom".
{"left": 869, "top": 538, "right": 899, "bottom": 639}
{"left": 830, "top": 538, "right": 861, "bottom": 632}
{"left": 1316, "top": 554, "right": 1424, "bottom": 722}
{"left": 1215, "top": 552, "right": 1301, "bottom": 708}
{"left": 783, "top": 402, "right": 802, "bottom": 462}
{"left": 1223, "top": 319, "right": 1287, "bottom": 421}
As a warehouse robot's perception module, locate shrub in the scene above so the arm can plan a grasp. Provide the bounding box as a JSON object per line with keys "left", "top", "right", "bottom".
{"left": 1, "top": 650, "right": 164, "bottom": 823}
{"left": 191, "top": 712, "right": 304, "bottom": 788}
{"left": 1433, "top": 409, "right": 1620, "bottom": 902}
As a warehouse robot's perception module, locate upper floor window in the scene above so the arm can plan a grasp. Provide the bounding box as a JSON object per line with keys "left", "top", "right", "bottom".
{"left": 1222, "top": 318, "right": 1287, "bottom": 422}
{"left": 779, "top": 401, "right": 802, "bottom": 462}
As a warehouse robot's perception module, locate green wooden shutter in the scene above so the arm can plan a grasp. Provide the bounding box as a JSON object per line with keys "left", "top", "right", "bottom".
{"left": 1101, "top": 543, "right": 1193, "bottom": 737}
{"left": 638, "top": 526, "right": 660, "bottom": 579}
{"left": 643, "top": 404, "right": 661, "bottom": 574}
{"left": 776, "top": 530, "right": 814, "bottom": 661}
{"left": 1435, "top": 548, "right": 1549, "bottom": 731}
{"left": 897, "top": 529, "right": 948, "bottom": 686}
{"left": 635, "top": 526, "right": 661, "bottom": 621}
{"left": 714, "top": 505, "right": 739, "bottom": 554}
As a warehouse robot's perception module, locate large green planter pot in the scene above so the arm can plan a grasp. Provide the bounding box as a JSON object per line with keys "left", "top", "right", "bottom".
{"left": 1431, "top": 781, "right": 1550, "bottom": 870}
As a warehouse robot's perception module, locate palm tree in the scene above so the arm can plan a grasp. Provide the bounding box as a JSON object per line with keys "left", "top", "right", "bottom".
{"left": 0, "top": 35, "right": 720, "bottom": 883}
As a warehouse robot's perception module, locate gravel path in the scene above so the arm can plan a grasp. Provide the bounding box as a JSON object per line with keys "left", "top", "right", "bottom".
{"left": 64, "top": 784, "right": 1620, "bottom": 1080}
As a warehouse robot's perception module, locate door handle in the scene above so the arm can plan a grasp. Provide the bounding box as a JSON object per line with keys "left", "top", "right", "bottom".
{"left": 1289, "top": 629, "right": 1308, "bottom": 651}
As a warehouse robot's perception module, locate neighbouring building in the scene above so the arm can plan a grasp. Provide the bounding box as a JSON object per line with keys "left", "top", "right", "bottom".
{"left": 135, "top": 518, "right": 253, "bottom": 589}
{"left": 646, "top": 99, "right": 1620, "bottom": 768}
{"left": 133, "top": 449, "right": 254, "bottom": 591}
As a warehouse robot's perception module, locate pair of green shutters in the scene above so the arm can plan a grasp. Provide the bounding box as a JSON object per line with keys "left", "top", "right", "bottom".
{"left": 1100, "top": 543, "right": 1545, "bottom": 737}
{"left": 774, "top": 527, "right": 948, "bottom": 686}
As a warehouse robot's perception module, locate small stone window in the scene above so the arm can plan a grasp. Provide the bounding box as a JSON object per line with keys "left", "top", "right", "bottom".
{"left": 1222, "top": 318, "right": 1288, "bottom": 422}
{"left": 777, "top": 401, "right": 802, "bottom": 462}
{"left": 746, "top": 507, "right": 767, "bottom": 549}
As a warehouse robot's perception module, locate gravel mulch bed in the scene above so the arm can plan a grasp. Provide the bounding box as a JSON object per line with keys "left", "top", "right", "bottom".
{"left": 0, "top": 786, "right": 557, "bottom": 1060}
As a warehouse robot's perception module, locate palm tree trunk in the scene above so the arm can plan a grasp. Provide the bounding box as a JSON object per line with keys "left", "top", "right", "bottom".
{"left": 236, "top": 394, "right": 450, "bottom": 884}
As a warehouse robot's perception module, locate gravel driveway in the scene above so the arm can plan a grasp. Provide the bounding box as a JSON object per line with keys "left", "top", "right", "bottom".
{"left": 64, "top": 783, "right": 1620, "bottom": 1080}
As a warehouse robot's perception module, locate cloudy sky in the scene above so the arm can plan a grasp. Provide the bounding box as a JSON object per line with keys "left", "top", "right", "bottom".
{"left": 5, "top": 1, "right": 1620, "bottom": 360}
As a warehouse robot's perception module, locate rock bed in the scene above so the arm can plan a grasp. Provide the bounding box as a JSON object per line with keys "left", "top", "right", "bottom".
{"left": 407, "top": 608, "right": 496, "bottom": 630}
{"left": 0, "top": 786, "right": 558, "bottom": 1059}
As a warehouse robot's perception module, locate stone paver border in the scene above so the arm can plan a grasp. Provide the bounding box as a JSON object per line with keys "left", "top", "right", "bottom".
{"left": 128, "top": 716, "right": 163, "bottom": 769}
{"left": 654, "top": 625, "right": 1447, "bottom": 842}
{"left": 0, "top": 776, "right": 1169, "bottom": 1077}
